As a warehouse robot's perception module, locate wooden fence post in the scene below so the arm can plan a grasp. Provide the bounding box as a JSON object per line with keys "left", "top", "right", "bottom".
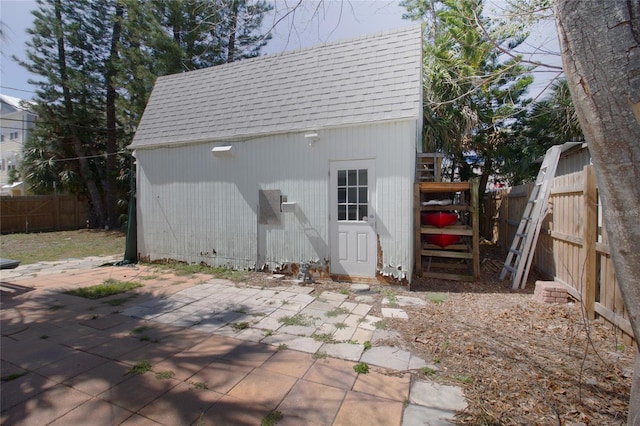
{"left": 583, "top": 165, "right": 597, "bottom": 320}
{"left": 53, "top": 194, "right": 61, "bottom": 231}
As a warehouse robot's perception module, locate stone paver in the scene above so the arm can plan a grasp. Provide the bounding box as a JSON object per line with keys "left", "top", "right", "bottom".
{"left": 360, "top": 346, "right": 428, "bottom": 371}
{"left": 381, "top": 307, "right": 409, "bottom": 319}
{"left": 277, "top": 379, "right": 347, "bottom": 425}
{"left": 353, "top": 370, "right": 411, "bottom": 402}
{"left": 408, "top": 381, "right": 468, "bottom": 412}
{"left": 402, "top": 404, "right": 458, "bottom": 426}
{"left": 333, "top": 391, "right": 405, "bottom": 426}
{"left": 0, "top": 257, "right": 468, "bottom": 426}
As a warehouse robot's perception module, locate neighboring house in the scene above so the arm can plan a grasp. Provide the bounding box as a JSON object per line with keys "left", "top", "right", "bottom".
{"left": 553, "top": 141, "right": 590, "bottom": 176}
{"left": 0, "top": 94, "right": 37, "bottom": 195}
{"left": 129, "top": 26, "right": 423, "bottom": 281}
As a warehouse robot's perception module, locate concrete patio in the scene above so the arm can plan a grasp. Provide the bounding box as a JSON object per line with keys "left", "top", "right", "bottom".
{"left": 1, "top": 257, "right": 467, "bottom": 425}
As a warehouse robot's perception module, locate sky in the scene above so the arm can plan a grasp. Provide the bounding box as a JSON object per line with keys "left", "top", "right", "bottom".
{"left": 0, "top": 0, "right": 561, "bottom": 101}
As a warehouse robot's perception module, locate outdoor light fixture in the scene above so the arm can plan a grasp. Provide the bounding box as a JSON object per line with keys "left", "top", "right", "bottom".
{"left": 305, "top": 131, "right": 319, "bottom": 147}
{"left": 211, "top": 145, "right": 233, "bottom": 157}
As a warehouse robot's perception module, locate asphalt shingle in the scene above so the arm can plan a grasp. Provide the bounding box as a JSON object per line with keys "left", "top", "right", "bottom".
{"left": 129, "top": 25, "right": 423, "bottom": 149}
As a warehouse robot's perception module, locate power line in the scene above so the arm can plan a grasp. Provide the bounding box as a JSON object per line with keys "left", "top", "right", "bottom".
{"left": 49, "top": 150, "right": 130, "bottom": 162}
{"left": 0, "top": 86, "right": 37, "bottom": 94}
{"left": 0, "top": 117, "right": 133, "bottom": 133}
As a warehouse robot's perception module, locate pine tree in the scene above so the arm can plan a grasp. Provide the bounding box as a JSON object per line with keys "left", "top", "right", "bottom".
{"left": 18, "top": 0, "right": 273, "bottom": 228}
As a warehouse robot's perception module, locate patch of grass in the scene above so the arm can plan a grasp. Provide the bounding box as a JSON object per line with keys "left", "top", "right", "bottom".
{"left": 363, "top": 340, "right": 372, "bottom": 351}
{"left": 129, "top": 360, "right": 152, "bottom": 375}
{"left": 381, "top": 288, "right": 398, "bottom": 305}
{"left": 263, "top": 329, "right": 274, "bottom": 337}
{"left": 616, "top": 344, "right": 626, "bottom": 351}
{"left": 149, "top": 262, "right": 249, "bottom": 282}
{"left": 277, "top": 344, "right": 288, "bottom": 351}
{"left": 233, "top": 308, "right": 247, "bottom": 314}
{"left": 191, "top": 381, "right": 209, "bottom": 390}
{"left": 0, "top": 230, "right": 124, "bottom": 265}
{"left": 40, "top": 335, "right": 49, "bottom": 340}
{"left": 325, "top": 307, "right": 350, "bottom": 318}
{"left": 420, "top": 366, "right": 437, "bottom": 377}
{"left": 311, "top": 333, "right": 336, "bottom": 344}
{"left": 261, "top": 410, "right": 283, "bottom": 426}
{"left": 277, "top": 313, "right": 312, "bottom": 327}
{"left": 130, "top": 326, "right": 148, "bottom": 335}
{"left": 374, "top": 320, "right": 388, "bottom": 330}
{"left": 433, "top": 357, "right": 441, "bottom": 364}
{"left": 1, "top": 371, "right": 27, "bottom": 382}
{"left": 353, "top": 362, "right": 370, "bottom": 374}
{"left": 339, "top": 288, "right": 349, "bottom": 295}
{"left": 334, "top": 322, "right": 347, "bottom": 329}
{"left": 65, "top": 278, "right": 141, "bottom": 300}
{"left": 102, "top": 295, "right": 137, "bottom": 306}
{"left": 426, "top": 292, "right": 447, "bottom": 304}
{"left": 455, "top": 374, "right": 473, "bottom": 384}
{"left": 441, "top": 340, "right": 450, "bottom": 351}
{"left": 231, "top": 322, "right": 249, "bottom": 330}
{"left": 139, "top": 335, "right": 160, "bottom": 343}
{"left": 312, "top": 351, "right": 328, "bottom": 360}
{"left": 139, "top": 274, "right": 160, "bottom": 281}
{"left": 155, "top": 370, "right": 175, "bottom": 380}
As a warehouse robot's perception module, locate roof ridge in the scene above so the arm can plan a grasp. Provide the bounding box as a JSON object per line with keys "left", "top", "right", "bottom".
{"left": 158, "top": 24, "right": 422, "bottom": 81}
{"left": 262, "top": 24, "right": 423, "bottom": 59}
{"left": 131, "top": 25, "right": 423, "bottom": 148}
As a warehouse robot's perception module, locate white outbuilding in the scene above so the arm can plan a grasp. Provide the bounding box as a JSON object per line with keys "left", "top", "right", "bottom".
{"left": 129, "top": 25, "right": 423, "bottom": 282}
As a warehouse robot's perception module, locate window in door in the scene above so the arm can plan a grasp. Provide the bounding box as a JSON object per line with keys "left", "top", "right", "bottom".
{"left": 337, "top": 169, "right": 368, "bottom": 222}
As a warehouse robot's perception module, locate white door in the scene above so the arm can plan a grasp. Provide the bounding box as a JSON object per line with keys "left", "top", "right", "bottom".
{"left": 330, "top": 160, "right": 376, "bottom": 277}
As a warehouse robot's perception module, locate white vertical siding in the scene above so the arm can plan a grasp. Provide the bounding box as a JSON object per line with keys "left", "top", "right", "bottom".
{"left": 556, "top": 146, "right": 591, "bottom": 176}
{"left": 136, "top": 120, "right": 416, "bottom": 280}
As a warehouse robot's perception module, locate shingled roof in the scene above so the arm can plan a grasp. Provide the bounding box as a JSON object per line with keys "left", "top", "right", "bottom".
{"left": 129, "top": 25, "right": 423, "bottom": 149}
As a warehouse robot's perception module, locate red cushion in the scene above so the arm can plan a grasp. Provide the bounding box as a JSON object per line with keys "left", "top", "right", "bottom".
{"left": 421, "top": 212, "right": 458, "bottom": 227}
{"left": 425, "top": 234, "right": 461, "bottom": 248}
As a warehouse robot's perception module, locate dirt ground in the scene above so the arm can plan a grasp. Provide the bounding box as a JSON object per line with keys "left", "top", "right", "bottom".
{"left": 249, "top": 244, "right": 634, "bottom": 425}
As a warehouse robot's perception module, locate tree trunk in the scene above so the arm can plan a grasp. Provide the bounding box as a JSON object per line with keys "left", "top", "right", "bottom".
{"left": 105, "top": 1, "right": 124, "bottom": 230}
{"left": 555, "top": 1, "right": 640, "bottom": 422}
{"left": 478, "top": 156, "right": 492, "bottom": 201}
{"left": 227, "top": 0, "right": 239, "bottom": 63}
{"left": 54, "top": 0, "right": 106, "bottom": 227}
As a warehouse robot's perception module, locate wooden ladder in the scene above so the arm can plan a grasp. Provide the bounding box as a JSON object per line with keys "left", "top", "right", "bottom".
{"left": 500, "top": 145, "right": 562, "bottom": 289}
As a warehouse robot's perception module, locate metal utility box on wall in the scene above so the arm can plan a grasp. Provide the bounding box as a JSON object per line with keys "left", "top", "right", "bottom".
{"left": 259, "top": 189, "right": 281, "bottom": 226}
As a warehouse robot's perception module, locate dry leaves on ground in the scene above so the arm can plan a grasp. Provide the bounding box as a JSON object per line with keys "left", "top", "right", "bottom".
{"left": 248, "top": 246, "right": 633, "bottom": 425}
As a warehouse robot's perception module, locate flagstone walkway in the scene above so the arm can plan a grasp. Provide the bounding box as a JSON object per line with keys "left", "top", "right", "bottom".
{"left": 1, "top": 258, "right": 466, "bottom": 425}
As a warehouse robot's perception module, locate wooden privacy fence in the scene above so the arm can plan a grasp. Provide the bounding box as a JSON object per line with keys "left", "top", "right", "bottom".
{"left": 1, "top": 195, "right": 89, "bottom": 234}
{"left": 483, "top": 165, "right": 633, "bottom": 343}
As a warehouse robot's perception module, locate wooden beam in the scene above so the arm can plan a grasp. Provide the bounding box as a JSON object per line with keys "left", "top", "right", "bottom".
{"left": 421, "top": 250, "right": 474, "bottom": 259}
{"left": 414, "top": 183, "right": 421, "bottom": 277}
{"left": 422, "top": 271, "right": 474, "bottom": 281}
{"left": 417, "top": 182, "right": 470, "bottom": 192}
{"left": 550, "top": 184, "right": 583, "bottom": 195}
{"left": 595, "top": 241, "right": 610, "bottom": 256}
{"left": 471, "top": 179, "right": 480, "bottom": 277}
{"left": 548, "top": 230, "right": 584, "bottom": 246}
{"left": 420, "top": 225, "right": 473, "bottom": 236}
{"left": 595, "top": 302, "right": 634, "bottom": 337}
